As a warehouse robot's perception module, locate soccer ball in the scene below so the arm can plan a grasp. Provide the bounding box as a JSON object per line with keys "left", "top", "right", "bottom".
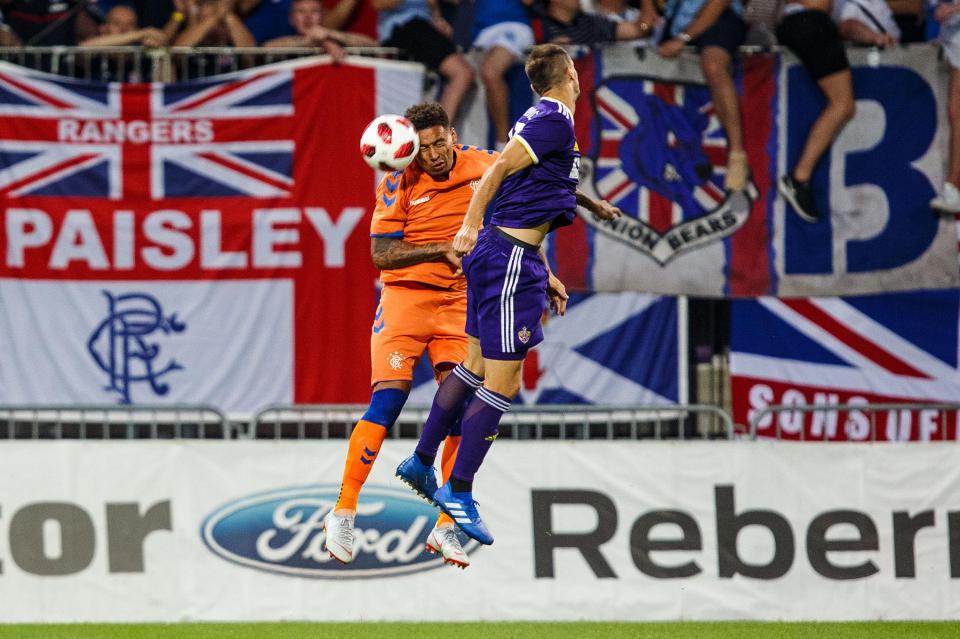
{"left": 359, "top": 114, "right": 420, "bottom": 171}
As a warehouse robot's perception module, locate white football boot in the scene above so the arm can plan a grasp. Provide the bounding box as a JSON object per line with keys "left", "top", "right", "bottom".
{"left": 323, "top": 510, "right": 355, "bottom": 564}
{"left": 425, "top": 525, "right": 470, "bottom": 569}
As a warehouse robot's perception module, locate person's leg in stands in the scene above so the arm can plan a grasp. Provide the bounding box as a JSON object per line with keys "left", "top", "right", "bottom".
{"left": 931, "top": 65, "right": 960, "bottom": 212}
{"left": 791, "top": 70, "right": 855, "bottom": 185}
{"left": 479, "top": 46, "right": 516, "bottom": 149}
{"left": 438, "top": 51, "right": 475, "bottom": 122}
{"left": 699, "top": 45, "right": 748, "bottom": 191}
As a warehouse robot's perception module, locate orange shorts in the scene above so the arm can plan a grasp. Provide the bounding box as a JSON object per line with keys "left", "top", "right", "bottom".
{"left": 370, "top": 282, "right": 468, "bottom": 385}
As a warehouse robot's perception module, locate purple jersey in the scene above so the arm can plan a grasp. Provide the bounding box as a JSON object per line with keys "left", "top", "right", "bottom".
{"left": 490, "top": 98, "right": 581, "bottom": 232}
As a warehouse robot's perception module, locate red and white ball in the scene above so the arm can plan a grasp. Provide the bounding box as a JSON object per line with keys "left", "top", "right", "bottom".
{"left": 359, "top": 114, "right": 419, "bottom": 171}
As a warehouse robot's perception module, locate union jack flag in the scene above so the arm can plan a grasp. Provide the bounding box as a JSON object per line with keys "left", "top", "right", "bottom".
{"left": 0, "top": 62, "right": 294, "bottom": 200}
{"left": 730, "top": 292, "right": 960, "bottom": 441}
{"left": 592, "top": 77, "right": 729, "bottom": 234}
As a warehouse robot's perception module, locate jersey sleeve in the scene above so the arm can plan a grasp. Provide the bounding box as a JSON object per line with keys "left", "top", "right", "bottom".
{"left": 511, "top": 114, "right": 572, "bottom": 165}
{"left": 369, "top": 171, "right": 408, "bottom": 238}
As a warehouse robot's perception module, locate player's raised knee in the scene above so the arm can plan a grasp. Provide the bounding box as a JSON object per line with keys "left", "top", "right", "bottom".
{"left": 362, "top": 386, "right": 409, "bottom": 429}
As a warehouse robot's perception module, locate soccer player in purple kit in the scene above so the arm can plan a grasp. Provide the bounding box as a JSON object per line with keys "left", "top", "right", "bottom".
{"left": 395, "top": 43, "right": 622, "bottom": 545}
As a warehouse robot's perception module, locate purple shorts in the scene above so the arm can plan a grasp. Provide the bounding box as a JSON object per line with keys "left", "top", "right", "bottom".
{"left": 464, "top": 227, "right": 547, "bottom": 361}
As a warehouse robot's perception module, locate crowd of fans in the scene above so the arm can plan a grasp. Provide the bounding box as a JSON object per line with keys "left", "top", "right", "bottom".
{"left": 0, "top": 0, "right": 954, "bottom": 215}
{"left": 0, "top": 1, "right": 940, "bottom": 59}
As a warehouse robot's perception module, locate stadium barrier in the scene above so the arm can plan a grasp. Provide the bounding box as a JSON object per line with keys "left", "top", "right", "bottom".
{"left": 0, "top": 404, "right": 230, "bottom": 439}
{"left": 2, "top": 438, "right": 959, "bottom": 622}
{"left": 748, "top": 402, "right": 960, "bottom": 441}
{"left": 248, "top": 403, "right": 735, "bottom": 440}
{"left": 0, "top": 45, "right": 403, "bottom": 81}
{"left": 0, "top": 41, "right": 895, "bottom": 81}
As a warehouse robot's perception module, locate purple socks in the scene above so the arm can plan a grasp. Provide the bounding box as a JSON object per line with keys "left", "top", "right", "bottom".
{"left": 414, "top": 364, "right": 482, "bottom": 465}
{"left": 450, "top": 387, "right": 512, "bottom": 486}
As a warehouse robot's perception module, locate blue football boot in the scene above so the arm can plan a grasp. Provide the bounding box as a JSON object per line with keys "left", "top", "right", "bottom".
{"left": 433, "top": 482, "right": 494, "bottom": 545}
{"left": 395, "top": 454, "right": 439, "bottom": 505}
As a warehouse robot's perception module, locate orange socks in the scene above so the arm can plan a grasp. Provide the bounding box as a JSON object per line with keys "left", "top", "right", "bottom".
{"left": 436, "top": 434, "right": 461, "bottom": 528}
{"left": 335, "top": 419, "right": 388, "bottom": 512}
{"left": 336, "top": 425, "right": 461, "bottom": 526}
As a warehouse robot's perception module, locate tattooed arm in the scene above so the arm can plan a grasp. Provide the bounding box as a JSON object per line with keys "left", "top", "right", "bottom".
{"left": 371, "top": 237, "right": 461, "bottom": 270}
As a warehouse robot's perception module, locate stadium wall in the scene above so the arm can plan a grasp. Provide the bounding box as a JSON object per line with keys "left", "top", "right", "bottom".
{"left": 0, "top": 440, "right": 957, "bottom": 622}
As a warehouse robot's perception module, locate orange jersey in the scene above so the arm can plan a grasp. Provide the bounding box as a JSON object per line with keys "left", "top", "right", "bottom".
{"left": 370, "top": 145, "right": 498, "bottom": 289}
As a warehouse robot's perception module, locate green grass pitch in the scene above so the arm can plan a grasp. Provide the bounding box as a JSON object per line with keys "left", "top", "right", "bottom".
{"left": 1, "top": 622, "right": 958, "bottom": 639}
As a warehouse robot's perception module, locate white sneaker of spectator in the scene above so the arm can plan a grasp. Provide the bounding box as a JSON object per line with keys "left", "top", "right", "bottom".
{"left": 931, "top": 182, "right": 960, "bottom": 214}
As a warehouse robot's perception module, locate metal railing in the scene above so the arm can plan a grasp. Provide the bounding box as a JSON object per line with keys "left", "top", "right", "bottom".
{"left": 0, "top": 45, "right": 404, "bottom": 82}
{"left": 0, "top": 404, "right": 230, "bottom": 439}
{"left": 248, "top": 403, "right": 734, "bottom": 440}
{"left": 0, "top": 42, "right": 908, "bottom": 82}
{"left": 748, "top": 403, "right": 960, "bottom": 442}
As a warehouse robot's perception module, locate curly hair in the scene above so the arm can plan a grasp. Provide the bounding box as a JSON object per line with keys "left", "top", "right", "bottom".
{"left": 403, "top": 102, "right": 450, "bottom": 132}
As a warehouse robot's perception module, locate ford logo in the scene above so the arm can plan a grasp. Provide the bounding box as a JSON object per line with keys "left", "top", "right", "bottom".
{"left": 201, "top": 485, "right": 478, "bottom": 578}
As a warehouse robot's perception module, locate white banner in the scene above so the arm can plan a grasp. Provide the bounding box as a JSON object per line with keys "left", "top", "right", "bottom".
{"left": 0, "top": 441, "right": 958, "bottom": 622}
{"left": 0, "top": 279, "right": 293, "bottom": 411}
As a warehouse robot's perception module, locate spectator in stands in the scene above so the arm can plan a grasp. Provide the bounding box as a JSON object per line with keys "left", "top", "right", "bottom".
{"left": 742, "top": 0, "right": 781, "bottom": 45}
{"left": 262, "top": 0, "right": 376, "bottom": 60}
{"left": 592, "top": 0, "right": 642, "bottom": 22}
{"left": 470, "top": 0, "right": 535, "bottom": 149}
{"left": 244, "top": 0, "right": 294, "bottom": 42}
{"left": 888, "top": 0, "right": 926, "bottom": 41}
{"left": 320, "top": 0, "right": 368, "bottom": 31}
{"left": 0, "top": 0, "right": 100, "bottom": 45}
{"left": 527, "top": 0, "right": 654, "bottom": 43}
{"left": 174, "top": 0, "right": 257, "bottom": 47}
{"left": 775, "top": 0, "right": 855, "bottom": 223}
{"left": 834, "top": 0, "right": 900, "bottom": 44}
{"left": 245, "top": 0, "right": 368, "bottom": 44}
{"left": 0, "top": 9, "right": 22, "bottom": 45}
{"left": 132, "top": 0, "right": 179, "bottom": 30}
{"left": 931, "top": 0, "right": 960, "bottom": 213}
{"left": 80, "top": 5, "right": 167, "bottom": 47}
{"left": 101, "top": 0, "right": 246, "bottom": 31}
{"left": 647, "top": 0, "right": 751, "bottom": 191}
{"left": 78, "top": 5, "right": 174, "bottom": 81}
{"left": 373, "top": 0, "right": 474, "bottom": 122}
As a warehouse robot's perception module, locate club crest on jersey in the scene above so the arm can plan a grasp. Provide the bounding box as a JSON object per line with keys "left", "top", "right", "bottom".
{"left": 583, "top": 77, "right": 757, "bottom": 265}
{"left": 388, "top": 351, "right": 405, "bottom": 371}
{"left": 517, "top": 326, "right": 531, "bottom": 344}
{"left": 469, "top": 179, "right": 480, "bottom": 191}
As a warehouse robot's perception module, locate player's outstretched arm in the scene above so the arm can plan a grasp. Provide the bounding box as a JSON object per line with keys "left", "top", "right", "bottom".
{"left": 456, "top": 139, "right": 535, "bottom": 255}
{"left": 371, "top": 237, "right": 460, "bottom": 270}
{"left": 576, "top": 190, "right": 623, "bottom": 221}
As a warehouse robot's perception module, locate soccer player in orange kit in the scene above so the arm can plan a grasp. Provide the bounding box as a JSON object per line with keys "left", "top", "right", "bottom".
{"left": 323, "top": 102, "right": 497, "bottom": 569}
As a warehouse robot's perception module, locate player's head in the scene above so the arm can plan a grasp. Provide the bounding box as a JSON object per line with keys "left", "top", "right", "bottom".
{"left": 404, "top": 102, "right": 458, "bottom": 178}
{"left": 290, "top": 0, "right": 324, "bottom": 34}
{"left": 525, "top": 44, "right": 579, "bottom": 100}
{"left": 101, "top": 5, "right": 138, "bottom": 35}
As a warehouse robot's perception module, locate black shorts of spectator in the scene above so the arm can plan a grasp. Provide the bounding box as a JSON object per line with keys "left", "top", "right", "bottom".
{"left": 374, "top": 1, "right": 474, "bottom": 123}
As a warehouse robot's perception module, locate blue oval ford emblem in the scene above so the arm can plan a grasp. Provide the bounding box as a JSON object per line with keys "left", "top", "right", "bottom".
{"left": 201, "top": 485, "right": 477, "bottom": 578}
